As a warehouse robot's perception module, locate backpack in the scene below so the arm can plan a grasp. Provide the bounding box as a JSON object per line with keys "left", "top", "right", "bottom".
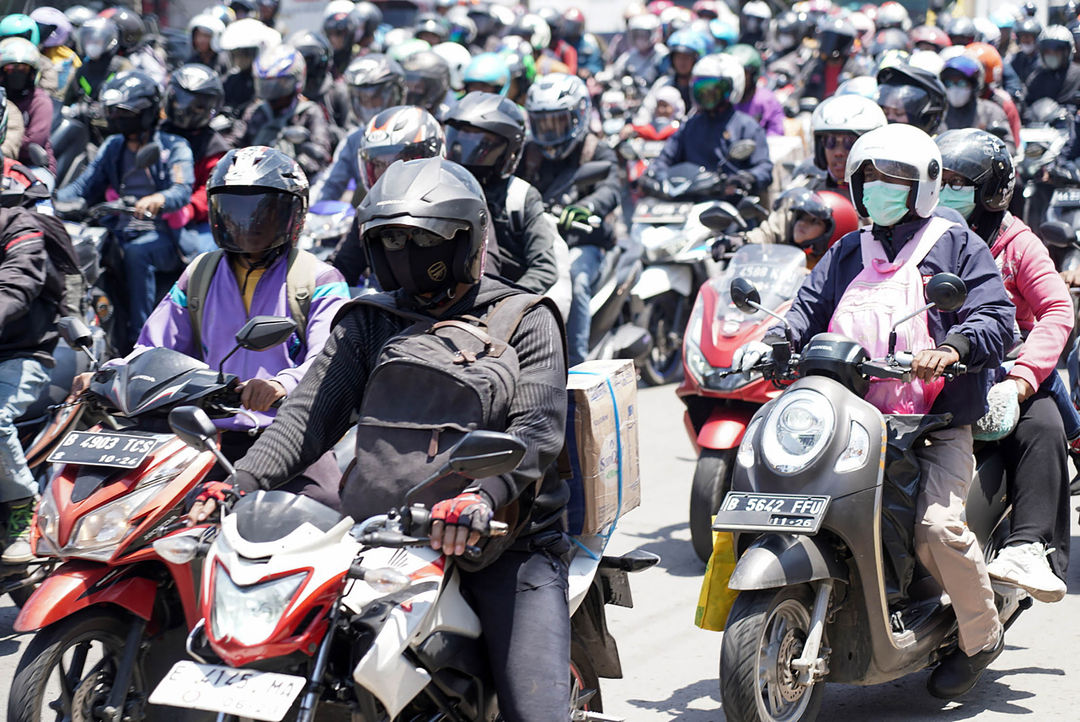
{"left": 33, "top": 212, "right": 85, "bottom": 318}
{"left": 186, "top": 247, "right": 320, "bottom": 357}
{"left": 340, "top": 290, "right": 562, "bottom": 570}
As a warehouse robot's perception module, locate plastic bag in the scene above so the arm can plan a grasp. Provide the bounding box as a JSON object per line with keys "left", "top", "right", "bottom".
{"left": 694, "top": 531, "right": 740, "bottom": 631}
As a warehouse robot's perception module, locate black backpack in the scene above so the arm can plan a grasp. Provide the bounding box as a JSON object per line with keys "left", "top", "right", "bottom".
{"left": 0, "top": 208, "right": 83, "bottom": 317}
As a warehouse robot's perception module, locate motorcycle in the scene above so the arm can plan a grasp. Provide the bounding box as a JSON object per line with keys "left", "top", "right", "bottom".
{"left": 8, "top": 314, "right": 299, "bottom": 722}
{"left": 710, "top": 274, "right": 1030, "bottom": 722}
{"left": 149, "top": 421, "right": 658, "bottom": 721}
{"left": 677, "top": 242, "right": 809, "bottom": 562}
{"left": 298, "top": 199, "right": 356, "bottom": 262}
{"left": 1017, "top": 98, "right": 1072, "bottom": 229}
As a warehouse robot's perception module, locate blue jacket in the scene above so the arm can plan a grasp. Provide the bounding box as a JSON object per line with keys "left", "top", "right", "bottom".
{"left": 773, "top": 214, "right": 1015, "bottom": 426}
{"left": 313, "top": 126, "right": 363, "bottom": 204}
{"left": 56, "top": 130, "right": 195, "bottom": 214}
{"left": 648, "top": 106, "right": 773, "bottom": 193}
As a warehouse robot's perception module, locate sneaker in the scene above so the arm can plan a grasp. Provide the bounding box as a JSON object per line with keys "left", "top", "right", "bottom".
{"left": 1, "top": 497, "right": 36, "bottom": 564}
{"left": 985, "top": 542, "right": 1067, "bottom": 603}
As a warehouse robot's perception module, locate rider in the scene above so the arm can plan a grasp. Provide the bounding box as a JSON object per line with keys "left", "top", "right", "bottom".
{"left": 939, "top": 55, "right": 1015, "bottom": 151}
{"left": 220, "top": 17, "right": 280, "bottom": 120}
{"left": 192, "top": 156, "right": 572, "bottom": 722}
{"left": 739, "top": 187, "right": 860, "bottom": 270}
{"left": 935, "top": 128, "right": 1071, "bottom": 603}
{"left": 876, "top": 63, "right": 947, "bottom": 134}
{"left": 966, "top": 42, "right": 1023, "bottom": 147}
{"left": 519, "top": 72, "right": 620, "bottom": 367}
{"left": 62, "top": 17, "right": 130, "bottom": 107}
{"left": 323, "top": 3, "right": 359, "bottom": 78}
{"left": 612, "top": 13, "right": 668, "bottom": 90}
{"left": 805, "top": 93, "right": 888, "bottom": 192}
{"left": 185, "top": 13, "right": 229, "bottom": 76}
{"left": 462, "top": 52, "right": 511, "bottom": 96}
{"left": 99, "top": 6, "right": 167, "bottom": 86}
{"left": 0, "top": 39, "right": 55, "bottom": 172}
{"left": 289, "top": 31, "right": 350, "bottom": 137}
{"left": 401, "top": 49, "right": 455, "bottom": 119}
{"left": 1024, "top": 25, "right": 1080, "bottom": 110}
{"left": 55, "top": 69, "right": 195, "bottom": 352}
{"left": 1010, "top": 16, "right": 1041, "bottom": 83}
{"left": 726, "top": 43, "right": 784, "bottom": 137}
{"left": 642, "top": 27, "right": 706, "bottom": 114}
{"left": 735, "top": 124, "right": 1014, "bottom": 700}
{"left": 0, "top": 13, "right": 58, "bottom": 94}
{"left": 800, "top": 17, "right": 861, "bottom": 101}
{"left": 560, "top": 7, "right": 604, "bottom": 77}
{"left": 29, "top": 6, "right": 80, "bottom": 98}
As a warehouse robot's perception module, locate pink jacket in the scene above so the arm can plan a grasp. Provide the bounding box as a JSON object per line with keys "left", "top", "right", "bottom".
{"left": 990, "top": 214, "right": 1074, "bottom": 390}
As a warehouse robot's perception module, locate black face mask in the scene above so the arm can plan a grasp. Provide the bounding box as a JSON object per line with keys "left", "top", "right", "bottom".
{"left": 2, "top": 69, "right": 32, "bottom": 99}
{"left": 384, "top": 240, "right": 458, "bottom": 296}
{"left": 107, "top": 114, "right": 146, "bottom": 137}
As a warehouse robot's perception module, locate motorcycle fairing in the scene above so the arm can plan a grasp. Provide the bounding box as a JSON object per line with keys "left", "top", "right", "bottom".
{"left": 632, "top": 263, "right": 693, "bottom": 300}
{"left": 14, "top": 560, "right": 157, "bottom": 632}
{"left": 90, "top": 347, "right": 224, "bottom": 416}
{"left": 728, "top": 532, "right": 849, "bottom": 591}
{"left": 697, "top": 405, "right": 756, "bottom": 450}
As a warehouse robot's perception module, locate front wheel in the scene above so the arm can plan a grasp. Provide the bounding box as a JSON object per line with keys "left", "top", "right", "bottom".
{"left": 8, "top": 609, "right": 147, "bottom": 722}
{"left": 690, "top": 449, "right": 734, "bottom": 563}
{"left": 570, "top": 639, "right": 603, "bottom": 713}
{"left": 720, "top": 585, "right": 825, "bottom": 722}
{"left": 639, "top": 291, "right": 688, "bottom": 386}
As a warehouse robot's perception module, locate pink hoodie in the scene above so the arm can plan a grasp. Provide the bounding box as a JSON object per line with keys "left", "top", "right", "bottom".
{"left": 990, "top": 214, "right": 1074, "bottom": 390}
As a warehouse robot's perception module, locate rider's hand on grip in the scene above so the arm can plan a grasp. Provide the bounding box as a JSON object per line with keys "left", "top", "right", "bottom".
{"left": 430, "top": 492, "right": 494, "bottom": 557}
{"left": 732, "top": 340, "right": 772, "bottom": 376}
{"left": 911, "top": 346, "right": 961, "bottom": 381}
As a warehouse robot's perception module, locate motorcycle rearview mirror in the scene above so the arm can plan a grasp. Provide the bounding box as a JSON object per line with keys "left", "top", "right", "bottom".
{"left": 886, "top": 273, "right": 968, "bottom": 356}
{"left": 58, "top": 316, "right": 98, "bottom": 367}
{"left": 700, "top": 204, "right": 737, "bottom": 233}
{"left": 730, "top": 277, "right": 792, "bottom": 331}
{"left": 573, "top": 160, "right": 612, "bottom": 189}
{"left": 728, "top": 139, "right": 756, "bottom": 162}
{"left": 169, "top": 406, "right": 235, "bottom": 476}
{"left": 134, "top": 143, "right": 161, "bottom": 170}
{"left": 403, "top": 430, "right": 526, "bottom": 505}
{"left": 26, "top": 143, "right": 48, "bottom": 169}
{"left": 282, "top": 125, "right": 311, "bottom": 145}
{"left": 736, "top": 195, "right": 769, "bottom": 221}
{"left": 1040, "top": 220, "right": 1075, "bottom": 248}
{"left": 216, "top": 315, "right": 298, "bottom": 382}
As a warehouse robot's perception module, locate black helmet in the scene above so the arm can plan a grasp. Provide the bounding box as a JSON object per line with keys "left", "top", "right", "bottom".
{"left": 817, "top": 17, "right": 856, "bottom": 59}
{"left": 872, "top": 28, "right": 911, "bottom": 55}
{"left": 402, "top": 50, "right": 451, "bottom": 112}
{"left": 936, "top": 128, "right": 1014, "bottom": 213}
{"left": 323, "top": 7, "right": 359, "bottom": 48}
{"left": 344, "top": 53, "right": 406, "bottom": 125}
{"left": 352, "top": 2, "right": 383, "bottom": 43}
{"left": 445, "top": 92, "right": 527, "bottom": 184}
{"left": 289, "top": 31, "right": 332, "bottom": 95}
{"left": 946, "top": 16, "right": 977, "bottom": 46}
{"left": 1016, "top": 17, "right": 1042, "bottom": 39}
{"left": 208, "top": 146, "right": 309, "bottom": 259}
{"left": 165, "top": 63, "right": 224, "bottom": 130}
{"left": 101, "top": 69, "right": 162, "bottom": 136}
{"left": 78, "top": 17, "right": 119, "bottom": 62}
{"left": 227, "top": 0, "right": 258, "bottom": 19}
{"left": 875, "top": 63, "right": 946, "bottom": 135}
{"left": 415, "top": 13, "right": 450, "bottom": 44}
{"left": 359, "top": 105, "right": 445, "bottom": 190}
{"left": 99, "top": 7, "right": 145, "bottom": 53}
{"left": 357, "top": 157, "right": 489, "bottom": 301}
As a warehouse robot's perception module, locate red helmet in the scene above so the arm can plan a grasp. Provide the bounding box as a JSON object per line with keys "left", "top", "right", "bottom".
{"left": 780, "top": 187, "right": 859, "bottom": 257}
{"left": 818, "top": 190, "right": 860, "bottom": 247}
{"left": 647, "top": 0, "right": 675, "bottom": 16}
{"left": 911, "top": 24, "right": 951, "bottom": 51}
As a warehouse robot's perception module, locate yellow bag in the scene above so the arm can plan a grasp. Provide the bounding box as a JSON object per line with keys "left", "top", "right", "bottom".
{"left": 694, "top": 531, "right": 740, "bottom": 631}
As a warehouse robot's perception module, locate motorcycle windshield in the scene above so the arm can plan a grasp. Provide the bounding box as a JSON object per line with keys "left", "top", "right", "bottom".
{"left": 232, "top": 490, "right": 344, "bottom": 544}
{"left": 91, "top": 347, "right": 211, "bottom": 416}
{"left": 709, "top": 244, "right": 808, "bottom": 334}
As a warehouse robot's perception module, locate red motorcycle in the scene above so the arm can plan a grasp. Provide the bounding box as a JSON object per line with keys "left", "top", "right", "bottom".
{"left": 7, "top": 315, "right": 297, "bottom": 722}
{"left": 677, "top": 243, "right": 809, "bottom": 562}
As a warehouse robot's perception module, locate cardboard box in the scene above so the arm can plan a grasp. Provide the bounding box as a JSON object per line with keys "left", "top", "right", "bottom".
{"left": 565, "top": 360, "right": 642, "bottom": 535}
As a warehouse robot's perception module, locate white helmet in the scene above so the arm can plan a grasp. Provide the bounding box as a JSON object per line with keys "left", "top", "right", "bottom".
{"left": 432, "top": 41, "right": 472, "bottom": 91}
{"left": 846, "top": 124, "right": 942, "bottom": 220}
{"left": 517, "top": 13, "right": 551, "bottom": 51}
{"left": 690, "top": 53, "right": 745, "bottom": 107}
{"left": 221, "top": 17, "right": 281, "bottom": 52}
{"left": 323, "top": 0, "right": 356, "bottom": 20}
{"left": 811, "top": 94, "right": 887, "bottom": 168}
{"left": 973, "top": 17, "right": 1001, "bottom": 46}
{"left": 908, "top": 49, "right": 945, "bottom": 76}
{"left": 742, "top": 1, "right": 773, "bottom": 20}
{"left": 188, "top": 13, "right": 226, "bottom": 52}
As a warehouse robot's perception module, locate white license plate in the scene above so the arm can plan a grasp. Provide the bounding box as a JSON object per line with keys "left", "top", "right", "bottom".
{"left": 712, "top": 492, "right": 830, "bottom": 534}
{"left": 1052, "top": 189, "right": 1080, "bottom": 207}
{"left": 149, "top": 661, "right": 305, "bottom": 721}
{"left": 47, "top": 430, "right": 167, "bottom": 468}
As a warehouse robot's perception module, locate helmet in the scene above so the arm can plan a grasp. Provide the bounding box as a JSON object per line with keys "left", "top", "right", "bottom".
{"left": 817, "top": 17, "right": 857, "bottom": 59}
{"left": 30, "top": 7, "right": 72, "bottom": 49}
{"left": 909, "top": 49, "right": 945, "bottom": 76}
{"left": 352, "top": 2, "right": 383, "bottom": 42}
{"left": 973, "top": 17, "right": 1001, "bottom": 46}
{"left": 628, "top": 13, "right": 661, "bottom": 51}
{"left": 690, "top": 53, "right": 745, "bottom": 110}
{"left": 693, "top": 1, "right": 721, "bottom": 20}
{"left": 935, "top": 128, "right": 1014, "bottom": 212}
{"left": 98, "top": 7, "right": 144, "bottom": 53}
{"left": 942, "top": 54, "right": 984, "bottom": 93}
{"left": 946, "top": 16, "right": 977, "bottom": 46}
{"left": 208, "top": 146, "right": 309, "bottom": 257}
{"left": 189, "top": 14, "right": 226, "bottom": 53}
{"left": 499, "top": 46, "right": 536, "bottom": 102}
{"left": 873, "top": 28, "right": 911, "bottom": 55}
{"left": 708, "top": 19, "right": 738, "bottom": 48}
{"left": 65, "top": 5, "right": 96, "bottom": 29}
{"left": 463, "top": 52, "right": 510, "bottom": 95}
{"left": 76, "top": 17, "right": 118, "bottom": 61}
{"left": 724, "top": 43, "right": 763, "bottom": 87}
{"left": 818, "top": 190, "right": 860, "bottom": 248}
{"left": 562, "top": 7, "right": 587, "bottom": 42}
{"left": 660, "top": 6, "right": 695, "bottom": 40}
{"left": 875, "top": 63, "right": 946, "bottom": 134}
{"left": 991, "top": 7, "right": 1018, "bottom": 29}
{"left": 388, "top": 37, "right": 429, "bottom": 63}
{"left": 647, "top": 0, "right": 675, "bottom": 15}
{"left": 205, "top": 4, "right": 236, "bottom": 26}
{"left": 289, "top": 31, "right": 332, "bottom": 91}
{"left": 165, "top": 63, "right": 224, "bottom": 130}
{"left": 469, "top": 2, "right": 505, "bottom": 40}
{"left": 835, "top": 75, "right": 878, "bottom": 99}
{"left": 415, "top": 13, "right": 450, "bottom": 44}
{"left": 227, "top": 0, "right": 258, "bottom": 19}
{"left": 0, "top": 38, "right": 42, "bottom": 99}
{"left": 101, "top": 69, "right": 162, "bottom": 136}
{"left": 445, "top": 92, "right": 527, "bottom": 183}
{"left": 1016, "top": 17, "right": 1042, "bottom": 39}
{"left": 776, "top": 187, "right": 857, "bottom": 256}
{"left": 358, "top": 157, "right": 489, "bottom": 298}
{"left": 846, "top": 124, "right": 942, "bottom": 220}
{"left": 741, "top": 2, "right": 772, "bottom": 21}
{"left": 432, "top": 42, "right": 471, "bottom": 91}
{"left": 847, "top": 11, "right": 874, "bottom": 45}
{"left": 448, "top": 11, "right": 478, "bottom": 46}
{"left": 254, "top": 44, "right": 305, "bottom": 103}
{"left": 525, "top": 73, "right": 591, "bottom": 160}
{"left": 875, "top": 1, "right": 911, "bottom": 31}
{"left": 1039, "top": 24, "right": 1075, "bottom": 68}
{"left": 344, "top": 54, "right": 406, "bottom": 126}
{"left": 220, "top": 17, "right": 280, "bottom": 53}
{"left": 359, "top": 105, "right": 445, "bottom": 190}
{"left": 911, "top": 25, "right": 951, "bottom": 51}
{"left": 323, "top": 6, "right": 360, "bottom": 50}
{"left": 811, "top": 94, "right": 888, "bottom": 169}
{"left": 402, "top": 50, "right": 451, "bottom": 112}
{"left": 667, "top": 29, "right": 708, "bottom": 62}
{"left": 0, "top": 14, "right": 39, "bottom": 46}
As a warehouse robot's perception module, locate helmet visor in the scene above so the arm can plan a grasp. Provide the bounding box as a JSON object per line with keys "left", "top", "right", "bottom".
{"left": 209, "top": 190, "right": 304, "bottom": 255}
{"left": 406, "top": 76, "right": 442, "bottom": 109}
{"left": 349, "top": 82, "right": 401, "bottom": 124}
{"left": 876, "top": 83, "right": 928, "bottom": 122}
{"left": 818, "top": 30, "right": 853, "bottom": 57}
{"left": 166, "top": 87, "right": 218, "bottom": 130}
{"left": 371, "top": 225, "right": 456, "bottom": 250}
{"left": 529, "top": 109, "right": 577, "bottom": 145}
{"left": 852, "top": 157, "right": 921, "bottom": 184}
{"left": 254, "top": 75, "right": 297, "bottom": 101}
{"left": 359, "top": 144, "right": 440, "bottom": 189}
{"left": 691, "top": 75, "right": 733, "bottom": 109}
{"left": 446, "top": 126, "right": 508, "bottom": 170}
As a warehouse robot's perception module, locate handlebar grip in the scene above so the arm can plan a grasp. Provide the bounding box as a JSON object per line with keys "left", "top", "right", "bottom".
{"left": 488, "top": 520, "right": 509, "bottom": 537}
{"left": 946, "top": 363, "right": 967, "bottom": 376}
{"left": 571, "top": 221, "right": 594, "bottom": 233}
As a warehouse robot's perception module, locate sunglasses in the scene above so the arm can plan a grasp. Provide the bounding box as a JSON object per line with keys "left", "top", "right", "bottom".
{"left": 822, "top": 134, "right": 856, "bottom": 151}
{"left": 375, "top": 227, "right": 452, "bottom": 251}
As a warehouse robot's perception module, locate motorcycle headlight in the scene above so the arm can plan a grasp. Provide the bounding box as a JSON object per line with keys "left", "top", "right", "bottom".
{"left": 736, "top": 417, "right": 763, "bottom": 468}
{"left": 211, "top": 567, "right": 306, "bottom": 646}
{"left": 684, "top": 297, "right": 709, "bottom": 384}
{"left": 761, "top": 389, "right": 834, "bottom": 474}
{"left": 35, "top": 487, "right": 60, "bottom": 555}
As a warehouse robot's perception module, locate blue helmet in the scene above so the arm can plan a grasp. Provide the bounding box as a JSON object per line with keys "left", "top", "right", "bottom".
{"left": 666, "top": 29, "right": 708, "bottom": 60}
{"left": 708, "top": 18, "right": 737, "bottom": 49}
{"left": 463, "top": 52, "right": 510, "bottom": 96}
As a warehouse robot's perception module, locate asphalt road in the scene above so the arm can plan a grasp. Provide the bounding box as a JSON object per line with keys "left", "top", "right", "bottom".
{"left": 0, "top": 382, "right": 1077, "bottom": 721}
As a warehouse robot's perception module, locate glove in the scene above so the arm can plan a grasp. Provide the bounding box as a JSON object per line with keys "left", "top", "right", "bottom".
{"left": 559, "top": 204, "right": 592, "bottom": 233}
{"left": 973, "top": 379, "right": 1021, "bottom": 441}
{"left": 431, "top": 491, "right": 494, "bottom": 533}
{"left": 731, "top": 340, "right": 772, "bottom": 375}
{"left": 185, "top": 480, "right": 243, "bottom": 513}
{"left": 729, "top": 170, "right": 756, "bottom": 192}
{"left": 711, "top": 235, "right": 742, "bottom": 261}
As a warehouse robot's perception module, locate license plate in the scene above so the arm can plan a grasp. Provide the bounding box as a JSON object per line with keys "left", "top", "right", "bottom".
{"left": 712, "top": 492, "right": 830, "bottom": 534}
{"left": 1052, "top": 189, "right": 1080, "bottom": 207}
{"left": 149, "top": 661, "right": 305, "bottom": 721}
{"left": 47, "top": 430, "right": 167, "bottom": 468}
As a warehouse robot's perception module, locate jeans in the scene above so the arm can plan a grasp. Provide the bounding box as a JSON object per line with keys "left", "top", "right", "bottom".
{"left": 1044, "top": 370, "right": 1080, "bottom": 440}
{"left": 0, "top": 357, "right": 50, "bottom": 502}
{"left": 177, "top": 222, "right": 216, "bottom": 262}
{"left": 568, "top": 245, "right": 605, "bottom": 367}
{"left": 121, "top": 228, "right": 181, "bottom": 349}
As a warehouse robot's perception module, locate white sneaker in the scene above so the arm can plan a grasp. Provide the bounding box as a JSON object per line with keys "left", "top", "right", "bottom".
{"left": 985, "top": 542, "right": 1067, "bottom": 603}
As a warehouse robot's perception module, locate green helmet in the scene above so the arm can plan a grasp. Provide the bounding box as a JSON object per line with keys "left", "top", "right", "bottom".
{"left": 0, "top": 37, "right": 41, "bottom": 71}
{"left": 0, "top": 14, "right": 40, "bottom": 46}
{"left": 725, "top": 43, "right": 763, "bottom": 86}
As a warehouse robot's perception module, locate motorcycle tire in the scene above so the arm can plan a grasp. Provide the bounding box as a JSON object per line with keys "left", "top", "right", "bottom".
{"left": 719, "top": 585, "right": 825, "bottom": 722}
{"left": 639, "top": 291, "right": 687, "bottom": 387}
{"left": 690, "top": 449, "right": 734, "bottom": 564}
{"left": 570, "top": 638, "right": 603, "bottom": 713}
{"left": 8, "top": 608, "right": 147, "bottom": 722}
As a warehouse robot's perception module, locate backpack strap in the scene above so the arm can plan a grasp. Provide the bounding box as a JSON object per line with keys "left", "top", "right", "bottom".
{"left": 483, "top": 293, "right": 568, "bottom": 368}
{"left": 187, "top": 249, "right": 225, "bottom": 357}
{"left": 285, "top": 247, "right": 319, "bottom": 344}
{"left": 505, "top": 176, "right": 531, "bottom": 237}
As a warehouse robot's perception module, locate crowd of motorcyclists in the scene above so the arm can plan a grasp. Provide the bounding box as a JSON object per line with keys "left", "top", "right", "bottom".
{"left": 0, "top": 0, "right": 1078, "bottom": 719}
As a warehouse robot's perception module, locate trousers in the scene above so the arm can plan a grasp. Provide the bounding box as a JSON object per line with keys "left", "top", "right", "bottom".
{"left": 0, "top": 357, "right": 50, "bottom": 502}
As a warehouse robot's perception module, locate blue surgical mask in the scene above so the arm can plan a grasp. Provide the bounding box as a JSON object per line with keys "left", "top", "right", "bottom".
{"left": 862, "top": 180, "right": 911, "bottom": 227}
{"left": 938, "top": 185, "right": 977, "bottom": 218}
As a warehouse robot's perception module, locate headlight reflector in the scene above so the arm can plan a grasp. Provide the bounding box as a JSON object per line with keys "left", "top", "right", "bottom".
{"left": 761, "top": 389, "right": 834, "bottom": 474}
{"left": 736, "top": 417, "right": 762, "bottom": 468}
{"left": 834, "top": 420, "right": 871, "bottom": 473}
{"left": 212, "top": 568, "right": 305, "bottom": 646}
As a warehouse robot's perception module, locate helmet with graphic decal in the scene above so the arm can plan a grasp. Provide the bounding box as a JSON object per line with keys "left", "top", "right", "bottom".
{"left": 358, "top": 105, "right": 446, "bottom": 190}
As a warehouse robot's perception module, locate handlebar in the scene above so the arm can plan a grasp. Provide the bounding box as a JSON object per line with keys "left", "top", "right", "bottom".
{"left": 352, "top": 504, "right": 510, "bottom": 562}
{"left": 717, "top": 349, "right": 968, "bottom": 383}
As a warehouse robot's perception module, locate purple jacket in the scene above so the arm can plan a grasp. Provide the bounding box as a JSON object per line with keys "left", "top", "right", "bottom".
{"left": 136, "top": 251, "right": 349, "bottom": 430}
{"left": 735, "top": 86, "right": 785, "bottom": 137}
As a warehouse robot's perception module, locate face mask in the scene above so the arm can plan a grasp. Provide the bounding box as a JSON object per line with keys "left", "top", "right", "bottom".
{"left": 384, "top": 241, "right": 458, "bottom": 296}
{"left": 945, "top": 85, "right": 973, "bottom": 108}
{"left": 938, "top": 185, "right": 977, "bottom": 218}
{"left": 1044, "top": 52, "right": 1065, "bottom": 70}
{"left": 1020, "top": 41, "right": 1036, "bottom": 54}
{"left": 107, "top": 115, "right": 146, "bottom": 137}
{"left": 862, "top": 180, "right": 911, "bottom": 227}
{"left": 1, "top": 69, "right": 32, "bottom": 98}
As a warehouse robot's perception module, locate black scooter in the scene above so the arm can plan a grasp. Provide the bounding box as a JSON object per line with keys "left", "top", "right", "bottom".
{"left": 711, "top": 274, "right": 1029, "bottom": 722}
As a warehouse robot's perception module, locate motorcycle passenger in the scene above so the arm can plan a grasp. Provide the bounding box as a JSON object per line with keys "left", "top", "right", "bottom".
{"left": 801, "top": 17, "right": 861, "bottom": 101}
{"left": 55, "top": 69, "right": 195, "bottom": 352}
{"left": 0, "top": 13, "right": 57, "bottom": 94}
{"left": 462, "top": 52, "right": 511, "bottom": 96}
{"left": 1024, "top": 25, "right": 1080, "bottom": 110}
{"left": 100, "top": 6, "right": 166, "bottom": 86}
{"left": 736, "top": 124, "right": 1014, "bottom": 700}
{"left": 876, "top": 63, "right": 947, "bottom": 134}
{"left": 0, "top": 39, "right": 55, "bottom": 173}
{"left": 446, "top": 92, "right": 559, "bottom": 294}
{"left": 644, "top": 28, "right": 706, "bottom": 115}
{"left": 351, "top": 1, "right": 383, "bottom": 56}
{"left": 519, "top": 73, "right": 620, "bottom": 366}
{"left": 323, "top": 3, "right": 359, "bottom": 78}
{"left": 62, "top": 17, "right": 130, "bottom": 107}
{"left": 612, "top": 13, "right": 668, "bottom": 90}
{"left": 935, "top": 129, "right": 1072, "bottom": 603}
{"left": 312, "top": 54, "right": 406, "bottom": 205}
{"left": 289, "top": 31, "right": 350, "bottom": 137}
{"left": 940, "top": 55, "right": 1015, "bottom": 151}
{"left": 402, "top": 49, "right": 455, "bottom": 119}
{"left": 806, "top": 93, "right": 887, "bottom": 192}
{"left": 237, "top": 44, "right": 332, "bottom": 181}
{"left": 220, "top": 17, "right": 280, "bottom": 120}
{"left": 30, "top": 6, "right": 80, "bottom": 98}
{"left": 186, "top": 13, "right": 230, "bottom": 76}
{"left": 966, "top": 42, "right": 1023, "bottom": 147}
{"left": 193, "top": 155, "right": 573, "bottom": 722}
{"left": 738, "top": 1, "right": 771, "bottom": 48}
{"left": 561, "top": 7, "right": 604, "bottom": 77}
{"left": 726, "top": 43, "right": 784, "bottom": 137}
{"left": 1009, "top": 16, "right": 1041, "bottom": 83}
{"left": 140, "top": 146, "right": 348, "bottom": 509}
{"left": 740, "top": 186, "right": 859, "bottom": 269}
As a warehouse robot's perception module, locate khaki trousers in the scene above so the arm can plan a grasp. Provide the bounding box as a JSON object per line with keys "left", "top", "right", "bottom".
{"left": 913, "top": 425, "right": 1001, "bottom": 656}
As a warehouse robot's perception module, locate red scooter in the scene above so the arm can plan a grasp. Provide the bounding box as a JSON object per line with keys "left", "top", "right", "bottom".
{"left": 8, "top": 315, "right": 297, "bottom": 722}
{"left": 677, "top": 243, "right": 809, "bottom": 562}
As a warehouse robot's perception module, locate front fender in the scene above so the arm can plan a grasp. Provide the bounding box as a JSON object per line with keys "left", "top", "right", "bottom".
{"left": 14, "top": 560, "right": 157, "bottom": 632}
{"left": 697, "top": 406, "right": 755, "bottom": 450}
{"left": 728, "top": 533, "right": 848, "bottom": 591}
